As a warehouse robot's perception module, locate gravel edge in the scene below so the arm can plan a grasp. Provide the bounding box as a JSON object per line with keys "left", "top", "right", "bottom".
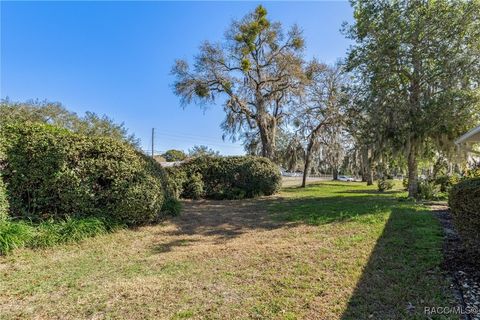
{"left": 434, "top": 208, "right": 480, "bottom": 320}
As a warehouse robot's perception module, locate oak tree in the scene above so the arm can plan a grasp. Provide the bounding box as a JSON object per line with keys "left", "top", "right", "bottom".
{"left": 172, "top": 5, "right": 305, "bottom": 159}
{"left": 345, "top": 0, "right": 480, "bottom": 197}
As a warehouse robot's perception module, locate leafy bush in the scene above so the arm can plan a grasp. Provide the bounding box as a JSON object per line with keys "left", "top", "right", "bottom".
{"left": 434, "top": 175, "right": 449, "bottom": 192}
{"left": 166, "top": 156, "right": 281, "bottom": 200}
{"left": 0, "top": 134, "right": 8, "bottom": 221}
{"left": 449, "top": 178, "right": 480, "bottom": 266}
{"left": 377, "top": 179, "right": 394, "bottom": 192}
{"left": 417, "top": 179, "right": 441, "bottom": 200}
{"left": 0, "top": 122, "right": 173, "bottom": 225}
{"left": 182, "top": 173, "right": 205, "bottom": 199}
{"left": 164, "top": 166, "right": 187, "bottom": 199}
{"left": 0, "top": 217, "right": 117, "bottom": 255}
{"left": 434, "top": 174, "right": 460, "bottom": 192}
{"left": 450, "top": 174, "right": 461, "bottom": 186}
{"left": 161, "top": 198, "right": 183, "bottom": 216}
{"left": 464, "top": 165, "right": 480, "bottom": 179}
{"left": 0, "top": 176, "right": 8, "bottom": 221}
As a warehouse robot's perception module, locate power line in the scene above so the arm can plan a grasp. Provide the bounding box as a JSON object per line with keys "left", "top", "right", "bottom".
{"left": 154, "top": 129, "right": 223, "bottom": 140}
{"left": 144, "top": 128, "right": 245, "bottom": 156}
{"left": 157, "top": 137, "right": 242, "bottom": 149}
{"left": 154, "top": 130, "right": 234, "bottom": 144}
{"left": 151, "top": 128, "right": 154, "bottom": 158}
{"left": 154, "top": 132, "right": 242, "bottom": 148}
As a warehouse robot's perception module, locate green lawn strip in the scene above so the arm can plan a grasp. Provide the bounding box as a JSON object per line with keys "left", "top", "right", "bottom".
{"left": 269, "top": 181, "right": 455, "bottom": 319}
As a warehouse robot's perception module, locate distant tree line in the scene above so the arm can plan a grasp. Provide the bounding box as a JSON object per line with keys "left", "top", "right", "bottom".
{"left": 0, "top": 99, "right": 139, "bottom": 147}
{"left": 159, "top": 145, "right": 221, "bottom": 162}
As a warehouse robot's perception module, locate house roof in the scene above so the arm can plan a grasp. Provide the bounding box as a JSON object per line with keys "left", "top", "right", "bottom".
{"left": 158, "top": 161, "right": 184, "bottom": 167}
{"left": 455, "top": 125, "right": 480, "bottom": 145}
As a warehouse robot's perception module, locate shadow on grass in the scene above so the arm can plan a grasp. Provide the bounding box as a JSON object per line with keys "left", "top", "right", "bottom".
{"left": 151, "top": 238, "right": 200, "bottom": 253}
{"left": 152, "top": 183, "right": 406, "bottom": 251}
{"left": 282, "top": 182, "right": 366, "bottom": 190}
{"left": 340, "top": 207, "right": 453, "bottom": 319}
{"left": 148, "top": 182, "right": 452, "bottom": 318}
{"left": 157, "top": 198, "right": 283, "bottom": 242}
{"left": 338, "top": 189, "right": 403, "bottom": 195}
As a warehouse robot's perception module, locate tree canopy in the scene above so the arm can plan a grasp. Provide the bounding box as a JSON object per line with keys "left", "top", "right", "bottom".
{"left": 172, "top": 5, "right": 305, "bottom": 159}
{"left": 292, "top": 62, "right": 347, "bottom": 187}
{"left": 188, "top": 145, "right": 220, "bottom": 157}
{"left": 162, "top": 149, "right": 187, "bottom": 162}
{"left": 0, "top": 99, "right": 139, "bottom": 147}
{"left": 344, "top": 0, "right": 480, "bottom": 197}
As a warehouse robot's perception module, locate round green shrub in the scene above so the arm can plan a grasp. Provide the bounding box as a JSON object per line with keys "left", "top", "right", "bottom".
{"left": 240, "top": 157, "right": 282, "bottom": 197}
{"left": 111, "top": 174, "right": 165, "bottom": 225}
{"left": 0, "top": 122, "right": 172, "bottom": 225}
{"left": 182, "top": 173, "right": 205, "bottom": 200}
{"left": 166, "top": 155, "right": 281, "bottom": 200}
{"left": 449, "top": 178, "right": 480, "bottom": 267}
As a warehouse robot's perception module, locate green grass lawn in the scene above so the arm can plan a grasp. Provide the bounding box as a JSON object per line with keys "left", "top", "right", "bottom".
{"left": 0, "top": 181, "right": 455, "bottom": 319}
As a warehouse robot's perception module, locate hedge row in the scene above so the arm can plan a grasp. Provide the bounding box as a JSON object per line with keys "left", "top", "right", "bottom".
{"left": 0, "top": 134, "right": 8, "bottom": 221}
{"left": 0, "top": 177, "right": 8, "bottom": 221}
{"left": 166, "top": 156, "right": 281, "bottom": 200}
{"left": 0, "top": 123, "right": 176, "bottom": 225}
{"left": 449, "top": 178, "right": 480, "bottom": 267}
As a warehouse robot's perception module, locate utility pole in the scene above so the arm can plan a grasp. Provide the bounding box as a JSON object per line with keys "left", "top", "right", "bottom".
{"left": 151, "top": 128, "right": 154, "bottom": 158}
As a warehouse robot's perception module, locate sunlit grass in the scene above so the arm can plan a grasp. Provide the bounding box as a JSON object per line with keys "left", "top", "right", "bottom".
{"left": 271, "top": 181, "right": 409, "bottom": 225}
{"left": 0, "top": 180, "right": 454, "bottom": 319}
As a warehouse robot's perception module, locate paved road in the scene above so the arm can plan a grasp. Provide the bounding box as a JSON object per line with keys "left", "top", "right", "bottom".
{"left": 281, "top": 176, "right": 333, "bottom": 187}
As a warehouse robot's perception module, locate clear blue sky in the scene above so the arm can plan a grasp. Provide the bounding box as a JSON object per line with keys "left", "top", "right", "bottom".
{"left": 1, "top": 1, "right": 353, "bottom": 155}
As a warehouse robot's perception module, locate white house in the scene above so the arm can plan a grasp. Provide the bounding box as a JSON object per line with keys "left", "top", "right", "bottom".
{"left": 455, "top": 125, "right": 480, "bottom": 155}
